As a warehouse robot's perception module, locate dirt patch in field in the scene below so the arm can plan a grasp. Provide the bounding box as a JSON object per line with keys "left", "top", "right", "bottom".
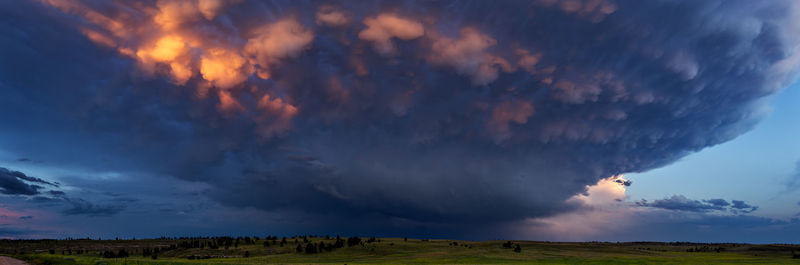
{"left": 0, "top": 256, "right": 28, "bottom": 265}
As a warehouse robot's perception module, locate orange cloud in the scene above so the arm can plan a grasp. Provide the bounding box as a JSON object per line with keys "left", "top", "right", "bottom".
{"left": 245, "top": 19, "right": 315, "bottom": 80}
{"left": 136, "top": 35, "right": 194, "bottom": 85}
{"left": 198, "top": 0, "right": 239, "bottom": 20}
{"left": 487, "top": 100, "right": 534, "bottom": 143}
{"left": 201, "top": 48, "right": 253, "bottom": 89}
{"left": 79, "top": 28, "right": 116, "bottom": 48}
{"left": 154, "top": 0, "right": 201, "bottom": 30}
{"left": 255, "top": 94, "right": 299, "bottom": 138}
{"left": 358, "top": 13, "right": 424, "bottom": 56}
{"left": 549, "top": 71, "right": 624, "bottom": 104}
{"left": 316, "top": 5, "right": 349, "bottom": 27}
{"left": 515, "top": 49, "right": 543, "bottom": 74}
{"left": 217, "top": 90, "right": 244, "bottom": 113}
{"left": 153, "top": 0, "right": 235, "bottom": 29}
{"left": 145, "top": 35, "right": 187, "bottom": 62}
{"left": 428, "top": 28, "right": 514, "bottom": 85}
{"left": 41, "top": 0, "right": 130, "bottom": 38}
{"left": 41, "top": 0, "right": 311, "bottom": 136}
{"left": 534, "top": 0, "right": 617, "bottom": 22}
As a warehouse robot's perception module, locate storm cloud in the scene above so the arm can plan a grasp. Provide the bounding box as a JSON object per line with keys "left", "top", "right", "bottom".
{"left": 62, "top": 198, "right": 126, "bottom": 217}
{"left": 0, "top": 167, "right": 57, "bottom": 195}
{"left": 1, "top": 0, "right": 799, "bottom": 233}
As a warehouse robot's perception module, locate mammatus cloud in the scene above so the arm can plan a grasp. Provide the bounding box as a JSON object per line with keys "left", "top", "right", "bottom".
{"left": 4, "top": 0, "right": 797, "bottom": 233}
{"left": 486, "top": 100, "right": 535, "bottom": 143}
{"left": 427, "top": 28, "right": 514, "bottom": 86}
{"left": 358, "top": 13, "right": 424, "bottom": 56}
{"left": 534, "top": 0, "right": 617, "bottom": 22}
{"left": 316, "top": 5, "right": 349, "bottom": 27}
{"left": 244, "top": 19, "right": 315, "bottom": 81}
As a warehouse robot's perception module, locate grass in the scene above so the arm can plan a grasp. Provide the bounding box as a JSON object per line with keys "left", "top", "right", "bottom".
{"left": 2, "top": 237, "right": 799, "bottom": 264}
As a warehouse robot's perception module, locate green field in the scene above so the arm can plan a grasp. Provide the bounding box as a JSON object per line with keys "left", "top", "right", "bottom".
{"left": 2, "top": 237, "right": 799, "bottom": 264}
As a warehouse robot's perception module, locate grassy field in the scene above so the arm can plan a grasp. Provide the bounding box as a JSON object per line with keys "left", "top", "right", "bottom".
{"left": 2, "top": 237, "right": 799, "bottom": 264}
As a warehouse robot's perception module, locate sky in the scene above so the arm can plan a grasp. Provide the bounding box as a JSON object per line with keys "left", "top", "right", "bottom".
{"left": 1, "top": 0, "right": 800, "bottom": 243}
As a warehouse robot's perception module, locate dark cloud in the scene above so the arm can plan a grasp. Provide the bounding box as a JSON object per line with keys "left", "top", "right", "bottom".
{"left": 637, "top": 195, "right": 727, "bottom": 212}
{"left": 731, "top": 200, "right": 759, "bottom": 214}
{"left": 28, "top": 196, "right": 62, "bottom": 204}
{"left": 0, "top": 0, "right": 798, "bottom": 234}
{"left": 607, "top": 212, "right": 799, "bottom": 243}
{"left": 615, "top": 179, "right": 633, "bottom": 186}
{"left": 0, "top": 167, "right": 56, "bottom": 195}
{"left": 637, "top": 195, "right": 758, "bottom": 214}
{"left": 704, "top": 198, "right": 731, "bottom": 207}
{"left": 109, "top": 197, "right": 138, "bottom": 203}
{"left": 62, "top": 198, "right": 126, "bottom": 216}
{"left": 0, "top": 228, "right": 36, "bottom": 237}
{"left": 15, "top": 158, "right": 31, "bottom": 162}
{"left": 787, "top": 160, "right": 800, "bottom": 191}
{"left": 18, "top": 216, "right": 33, "bottom": 220}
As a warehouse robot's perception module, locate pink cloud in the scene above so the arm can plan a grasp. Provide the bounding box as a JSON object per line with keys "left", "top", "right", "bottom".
{"left": 427, "top": 28, "right": 514, "bottom": 86}
{"left": 487, "top": 100, "right": 535, "bottom": 143}
{"left": 358, "top": 13, "right": 424, "bottom": 56}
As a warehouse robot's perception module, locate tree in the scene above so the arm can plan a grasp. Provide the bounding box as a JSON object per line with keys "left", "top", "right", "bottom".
{"left": 347, "top": 237, "right": 361, "bottom": 247}
{"left": 296, "top": 244, "right": 303, "bottom": 253}
{"left": 305, "top": 243, "right": 317, "bottom": 254}
{"left": 318, "top": 242, "right": 325, "bottom": 252}
{"left": 333, "top": 238, "right": 345, "bottom": 248}
{"left": 244, "top": 251, "right": 250, "bottom": 258}
{"left": 514, "top": 245, "right": 522, "bottom": 253}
